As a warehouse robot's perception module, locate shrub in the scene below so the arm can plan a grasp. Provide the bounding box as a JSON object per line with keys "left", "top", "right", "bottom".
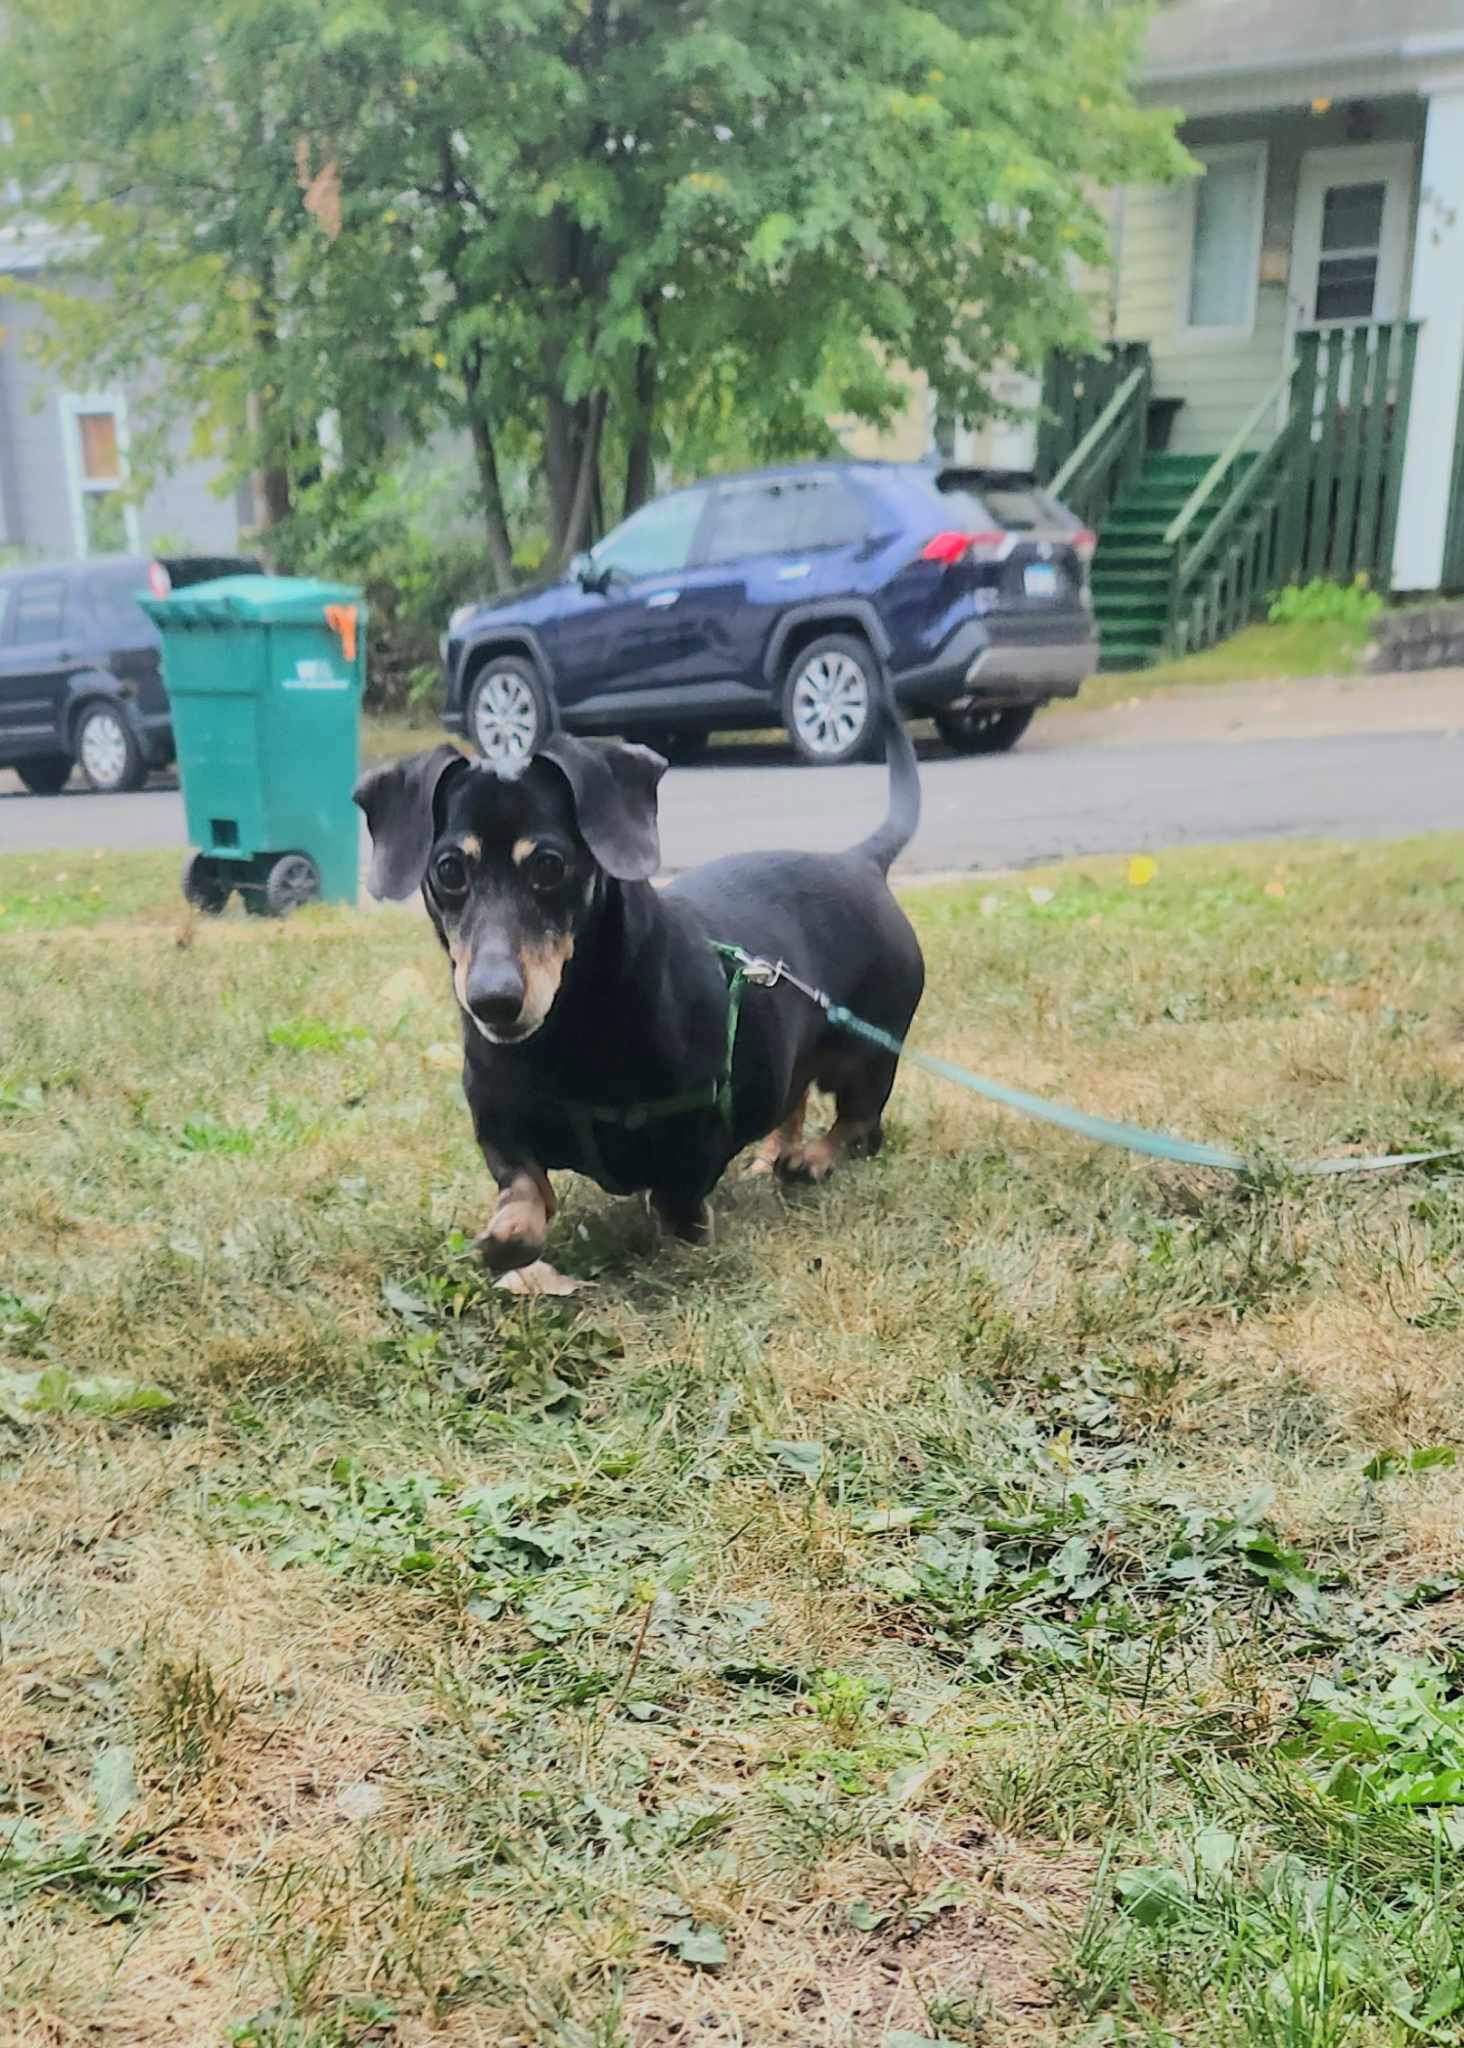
{"left": 1267, "top": 574, "right": 1383, "bottom": 628}
{"left": 273, "top": 452, "right": 544, "bottom": 712}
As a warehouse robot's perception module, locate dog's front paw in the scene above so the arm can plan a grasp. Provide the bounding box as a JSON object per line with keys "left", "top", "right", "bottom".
{"left": 775, "top": 1141, "right": 837, "bottom": 1184}
{"left": 476, "top": 1200, "right": 548, "bottom": 1274}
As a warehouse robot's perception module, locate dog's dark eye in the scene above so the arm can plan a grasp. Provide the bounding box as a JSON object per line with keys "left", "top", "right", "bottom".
{"left": 524, "top": 848, "right": 566, "bottom": 893}
{"left": 433, "top": 850, "right": 469, "bottom": 898}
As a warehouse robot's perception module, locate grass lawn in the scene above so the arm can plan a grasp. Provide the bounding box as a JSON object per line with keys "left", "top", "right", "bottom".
{"left": 1061, "top": 618, "right": 1375, "bottom": 716}
{"left": 4, "top": 835, "right": 1464, "bottom": 2045}
{"left": 362, "top": 712, "right": 446, "bottom": 765}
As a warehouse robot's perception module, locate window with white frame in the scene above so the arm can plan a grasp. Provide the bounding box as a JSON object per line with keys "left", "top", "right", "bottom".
{"left": 61, "top": 394, "right": 138, "bottom": 556}
{"left": 0, "top": 118, "right": 20, "bottom": 210}
{"left": 1184, "top": 145, "right": 1267, "bottom": 337}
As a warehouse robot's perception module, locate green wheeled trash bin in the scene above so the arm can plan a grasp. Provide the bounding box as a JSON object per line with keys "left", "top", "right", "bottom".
{"left": 139, "top": 575, "right": 367, "bottom": 916}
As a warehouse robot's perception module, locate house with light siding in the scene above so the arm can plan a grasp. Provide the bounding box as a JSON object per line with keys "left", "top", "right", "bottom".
{"left": 859, "top": 1, "right": 1464, "bottom": 668}
{"left": 0, "top": 218, "right": 252, "bottom": 564}
{"left": 1043, "top": 0, "right": 1464, "bottom": 665}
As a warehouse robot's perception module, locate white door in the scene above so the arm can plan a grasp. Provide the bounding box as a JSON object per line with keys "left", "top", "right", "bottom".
{"left": 1290, "top": 144, "right": 1413, "bottom": 331}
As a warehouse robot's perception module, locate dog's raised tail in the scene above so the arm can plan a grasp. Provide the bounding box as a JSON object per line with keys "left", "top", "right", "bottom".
{"left": 856, "top": 673, "right": 921, "bottom": 874}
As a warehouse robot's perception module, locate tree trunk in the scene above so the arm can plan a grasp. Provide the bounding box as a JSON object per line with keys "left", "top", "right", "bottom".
{"left": 259, "top": 461, "right": 292, "bottom": 531}
{"left": 544, "top": 389, "right": 580, "bottom": 543}
{"left": 622, "top": 335, "right": 657, "bottom": 519}
{"left": 462, "top": 350, "right": 515, "bottom": 589}
{"left": 560, "top": 390, "right": 607, "bottom": 562}
{"left": 468, "top": 415, "right": 516, "bottom": 591}
{"left": 250, "top": 283, "right": 292, "bottom": 533}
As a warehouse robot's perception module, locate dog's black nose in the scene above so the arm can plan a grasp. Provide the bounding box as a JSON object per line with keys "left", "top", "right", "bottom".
{"left": 464, "top": 956, "right": 526, "bottom": 1032}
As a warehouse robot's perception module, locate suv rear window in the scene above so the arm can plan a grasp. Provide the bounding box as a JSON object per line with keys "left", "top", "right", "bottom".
{"left": 922, "top": 470, "right": 1066, "bottom": 532}
{"left": 89, "top": 565, "right": 154, "bottom": 633}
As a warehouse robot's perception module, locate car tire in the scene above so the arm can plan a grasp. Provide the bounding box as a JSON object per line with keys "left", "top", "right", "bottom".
{"left": 934, "top": 704, "right": 1036, "bottom": 756}
{"left": 466, "top": 656, "right": 550, "bottom": 770}
{"left": 15, "top": 753, "right": 73, "bottom": 796}
{"left": 781, "top": 634, "right": 882, "bottom": 766}
{"left": 74, "top": 702, "right": 147, "bottom": 793}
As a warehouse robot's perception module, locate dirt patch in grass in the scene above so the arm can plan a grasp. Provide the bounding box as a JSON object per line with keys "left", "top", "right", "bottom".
{"left": 625, "top": 1832, "right": 1097, "bottom": 2045}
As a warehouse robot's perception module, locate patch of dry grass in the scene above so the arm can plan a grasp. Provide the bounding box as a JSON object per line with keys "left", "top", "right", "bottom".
{"left": 3, "top": 835, "right": 1464, "bottom": 2044}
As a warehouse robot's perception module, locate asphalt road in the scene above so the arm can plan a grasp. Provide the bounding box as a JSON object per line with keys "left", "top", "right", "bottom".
{"left": 1, "top": 724, "right": 1459, "bottom": 876}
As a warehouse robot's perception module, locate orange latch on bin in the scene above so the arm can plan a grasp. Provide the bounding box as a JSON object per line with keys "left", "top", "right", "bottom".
{"left": 324, "top": 603, "right": 358, "bottom": 664}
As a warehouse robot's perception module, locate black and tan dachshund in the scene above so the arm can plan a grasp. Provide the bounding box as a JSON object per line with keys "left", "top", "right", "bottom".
{"left": 354, "top": 701, "right": 924, "bottom": 1271}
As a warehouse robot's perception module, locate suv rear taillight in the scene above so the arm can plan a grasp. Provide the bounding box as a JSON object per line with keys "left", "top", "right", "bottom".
{"left": 147, "top": 560, "right": 172, "bottom": 598}
{"left": 921, "top": 529, "right": 1012, "bottom": 565}
{"left": 1072, "top": 529, "right": 1097, "bottom": 565}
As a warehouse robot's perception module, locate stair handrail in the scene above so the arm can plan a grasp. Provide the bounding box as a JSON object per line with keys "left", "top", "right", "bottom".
{"left": 1163, "top": 368, "right": 1292, "bottom": 550}
{"left": 1048, "top": 363, "right": 1148, "bottom": 503}
{"left": 1173, "top": 418, "right": 1295, "bottom": 593}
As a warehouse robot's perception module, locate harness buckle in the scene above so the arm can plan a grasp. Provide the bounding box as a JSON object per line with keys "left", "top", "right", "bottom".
{"left": 739, "top": 956, "right": 783, "bottom": 988}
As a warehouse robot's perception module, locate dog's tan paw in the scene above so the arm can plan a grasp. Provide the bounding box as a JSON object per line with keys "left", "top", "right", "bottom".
{"left": 475, "top": 1201, "right": 547, "bottom": 1274}
{"left": 775, "top": 1142, "right": 837, "bottom": 1184}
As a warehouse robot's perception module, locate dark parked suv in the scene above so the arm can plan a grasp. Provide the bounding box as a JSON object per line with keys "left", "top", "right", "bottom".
{"left": 0, "top": 552, "right": 259, "bottom": 795}
{"left": 442, "top": 461, "right": 1098, "bottom": 767}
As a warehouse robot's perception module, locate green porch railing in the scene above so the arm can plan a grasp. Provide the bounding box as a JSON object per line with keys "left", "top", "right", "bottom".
{"left": 1163, "top": 319, "right": 1419, "bottom": 659}
{"left": 1281, "top": 322, "right": 1419, "bottom": 589}
{"left": 1037, "top": 342, "right": 1150, "bottom": 498}
{"left": 1164, "top": 371, "right": 1290, "bottom": 655}
{"left": 1048, "top": 359, "right": 1151, "bottom": 532}
{"left": 1170, "top": 423, "right": 1294, "bottom": 657}
{"left": 1038, "top": 322, "right": 1420, "bottom": 665}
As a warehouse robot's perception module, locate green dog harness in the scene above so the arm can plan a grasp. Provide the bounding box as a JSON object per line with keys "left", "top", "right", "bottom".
{"left": 554, "top": 941, "right": 768, "bottom": 1192}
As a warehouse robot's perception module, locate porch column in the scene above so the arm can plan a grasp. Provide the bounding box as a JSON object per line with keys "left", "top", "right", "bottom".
{"left": 1392, "top": 86, "right": 1464, "bottom": 592}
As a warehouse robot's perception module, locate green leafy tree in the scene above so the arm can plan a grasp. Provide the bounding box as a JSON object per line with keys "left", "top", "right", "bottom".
{"left": 1, "top": 0, "right": 355, "bottom": 531}
{"left": 2, "top": 0, "right": 1184, "bottom": 575}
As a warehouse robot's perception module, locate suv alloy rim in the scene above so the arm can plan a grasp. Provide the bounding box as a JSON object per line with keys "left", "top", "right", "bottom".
{"left": 471, "top": 670, "right": 539, "bottom": 766}
{"left": 79, "top": 708, "right": 129, "bottom": 788}
{"left": 790, "top": 651, "right": 869, "bottom": 758}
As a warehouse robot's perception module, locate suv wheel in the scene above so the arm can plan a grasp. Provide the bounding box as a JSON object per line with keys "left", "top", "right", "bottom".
{"left": 75, "top": 702, "right": 147, "bottom": 793}
{"left": 16, "top": 753, "right": 73, "bottom": 796}
{"left": 782, "top": 635, "right": 881, "bottom": 766}
{"left": 467, "top": 657, "right": 548, "bottom": 769}
{"left": 935, "top": 704, "right": 1036, "bottom": 756}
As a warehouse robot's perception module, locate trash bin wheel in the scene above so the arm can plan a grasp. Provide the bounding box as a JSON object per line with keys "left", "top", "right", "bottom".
{"left": 182, "top": 853, "right": 232, "bottom": 915}
{"left": 250, "top": 852, "right": 322, "bottom": 918}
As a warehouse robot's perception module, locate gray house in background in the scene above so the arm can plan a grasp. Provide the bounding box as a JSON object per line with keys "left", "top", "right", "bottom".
{"left": 0, "top": 221, "right": 252, "bottom": 563}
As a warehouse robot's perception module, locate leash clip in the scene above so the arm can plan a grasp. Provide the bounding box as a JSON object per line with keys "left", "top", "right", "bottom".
{"left": 740, "top": 955, "right": 784, "bottom": 988}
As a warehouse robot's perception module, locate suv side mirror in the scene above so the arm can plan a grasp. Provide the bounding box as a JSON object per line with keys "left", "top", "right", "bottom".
{"left": 570, "top": 552, "right": 606, "bottom": 594}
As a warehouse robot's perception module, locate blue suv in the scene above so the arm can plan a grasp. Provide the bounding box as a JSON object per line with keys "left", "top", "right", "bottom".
{"left": 441, "top": 461, "right": 1098, "bottom": 767}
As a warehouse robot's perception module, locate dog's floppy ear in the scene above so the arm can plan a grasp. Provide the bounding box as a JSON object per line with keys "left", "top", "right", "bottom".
{"left": 538, "top": 734, "right": 666, "bottom": 882}
{"left": 353, "top": 745, "right": 470, "bottom": 900}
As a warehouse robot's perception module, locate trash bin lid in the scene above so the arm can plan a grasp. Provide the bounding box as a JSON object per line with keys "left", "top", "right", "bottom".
{"left": 138, "top": 574, "right": 364, "bottom": 629}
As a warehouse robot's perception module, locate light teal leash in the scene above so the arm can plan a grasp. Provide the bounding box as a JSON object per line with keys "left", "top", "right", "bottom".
{"left": 709, "top": 943, "right": 1458, "bottom": 1179}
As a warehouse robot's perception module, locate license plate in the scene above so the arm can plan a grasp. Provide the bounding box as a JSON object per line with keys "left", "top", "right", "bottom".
{"left": 1023, "top": 562, "right": 1059, "bottom": 599}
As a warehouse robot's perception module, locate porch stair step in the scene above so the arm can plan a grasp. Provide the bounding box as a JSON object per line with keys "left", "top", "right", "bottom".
{"left": 1089, "top": 448, "right": 1244, "bottom": 671}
